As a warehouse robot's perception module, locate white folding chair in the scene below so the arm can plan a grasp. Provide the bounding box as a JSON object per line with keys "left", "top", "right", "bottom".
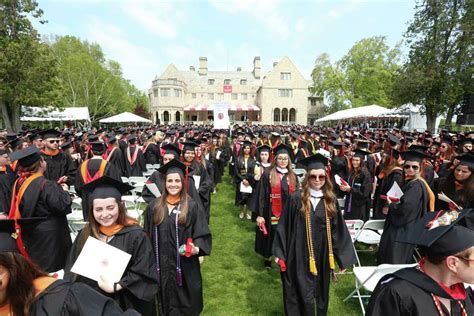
{"left": 128, "top": 176, "right": 147, "bottom": 185}
{"left": 345, "top": 219, "right": 365, "bottom": 266}
{"left": 337, "top": 198, "right": 345, "bottom": 212}
{"left": 143, "top": 170, "right": 154, "bottom": 177}
{"left": 293, "top": 168, "right": 307, "bottom": 183}
{"left": 353, "top": 219, "right": 385, "bottom": 265}
{"left": 152, "top": 164, "right": 161, "bottom": 169}
{"left": 344, "top": 263, "right": 417, "bottom": 315}
{"left": 121, "top": 177, "right": 129, "bottom": 183}
{"left": 146, "top": 164, "right": 153, "bottom": 170}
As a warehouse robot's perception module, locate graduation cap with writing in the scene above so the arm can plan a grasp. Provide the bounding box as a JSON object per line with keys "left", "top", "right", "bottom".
{"left": 397, "top": 209, "right": 474, "bottom": 257}
{"left": 0, "top": 218, "right": 48, "bottom": 254}
{"left": 9, "top": 146, "right": 42, "bottom": 168}
{"left": 162, "top": 143, "right": 181, "bottom": 157}
{"left": 401, "top": 150, "right": 430, "bottom": 163}
{"left": 81, "top": 176, "right": 134, "bottom": 201}
{"left": 297, "top": 153, "right": 329, "bottom": 171}
{"left": 40, "top": 129, "right": 61, "bottom": 140}
{"left": 158, "top": 158, "right": 192, "bottom": 177}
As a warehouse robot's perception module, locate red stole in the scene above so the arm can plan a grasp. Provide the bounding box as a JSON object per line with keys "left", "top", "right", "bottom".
{"left": 126, "top": 146, "right": 139, "bottom": 165}
{"left": 271, "top": 172, "right": 293, "bottom": 217}
{"left": 103, "top": 145, "right": 116, "bottom": 160}
{"left": 142, "top": 143, "right": 149, "bottom": 154}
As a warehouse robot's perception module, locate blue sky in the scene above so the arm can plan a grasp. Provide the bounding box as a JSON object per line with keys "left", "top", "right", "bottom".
{"left": 32, "top": 0, "right": 416, "bottom": 91}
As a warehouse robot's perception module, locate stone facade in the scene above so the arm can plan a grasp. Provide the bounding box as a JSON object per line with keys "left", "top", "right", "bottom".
{"left": 149, "top": 56, "right": 324, "bottom": 125}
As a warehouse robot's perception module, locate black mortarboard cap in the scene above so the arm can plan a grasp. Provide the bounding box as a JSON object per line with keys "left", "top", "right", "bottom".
{"left": 397, "top": 209, "right": 474, "bottom": 256}
{"left": 330, "top": 141, "right": 344, "bottom": 148}
{"left": 181, "top": 141, "right": 198, "bottom": 153}
{"left": 157, "top": 158, "right": 192, "bottom": 176}
{"left": 409, "top": 144, "right": 429, "bottom": 153}
{"left": 9, "top": 146, "right": 42, "bottom": 167}
{"left": 353, "top": 149, "right": 369, "bottom": 158}
{"left": 8, "top": 137, "right": 23, "bottom": 149}
{"left": 162, "top": 143, "right": 181, "bottom": 157}
{"left": 257, "top": 144, "right": 271, "bottom": 153}
{"left": 273, "top": 143, "right": 294, "bottom": 161}
{"left": 127, "top": 134, "right": 136, "bottom": 142}
{"left": 389, "top": 134, "right": 401, "bottom": 145}
{"left": 28, "top": 133, "right": 42, "bottom": 142}
{"left": 61, "top": 141, "right": 72, "bottom": 151}
{"left": 297, "top": 153, "right": 328, "bottom": 171}
{"left": 88, "top": 135, "right": 99, "bottom": 142}
{"left": 40, "top": 129, "right": 61, "bottom": 139}
{"left": 6, "top": 133, "right": 18, "bottom": 141}
{"left": 90, "top": 141, "right": 105, "bottom": 153}
{"left": 458, "top": 153, "right": 474, "bottom": 169}
{"left": 401, "top": 150, "right": 429, "bottom": 163}
{"left": 242, "top": 140, "right": 252, "bottom": 148}
{"left": 81, "top": 176, "right": 133, "bottom": 201}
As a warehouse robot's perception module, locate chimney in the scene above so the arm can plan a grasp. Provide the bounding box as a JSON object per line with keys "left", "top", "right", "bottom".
{"left": 273, "top": 62, "right": 278, "bottom": 67}
{"left": 199, "top": 57, "right": 207, "bottom": 76}
{"left": 253, "top": 56, "right": 261, "bottom": 79}
{"left": 189, "top": 66, "right": 195, "bottom": 71}
{"left": 237, "top": 67, "right": 242, "bottom": 72}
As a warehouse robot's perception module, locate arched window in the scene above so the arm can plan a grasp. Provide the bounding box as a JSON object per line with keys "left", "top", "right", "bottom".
{"left": 175, "top": 111, "right": 181, "bottom": 122}
{"left": 282, "top": 108, "right": 288, "bottom": 122}
{"left": 163, "top": 111, "right": 169, "bottom": 122}
{"left": 289, "top": 108, "right": 296, "bottom": 122}
{"left": 273, "top": 108, "right": 280, "bottom": 123}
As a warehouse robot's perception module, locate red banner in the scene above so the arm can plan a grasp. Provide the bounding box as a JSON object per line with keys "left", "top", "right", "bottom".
{"left": 223, "top": 85, "right": 232, "bottom": 93}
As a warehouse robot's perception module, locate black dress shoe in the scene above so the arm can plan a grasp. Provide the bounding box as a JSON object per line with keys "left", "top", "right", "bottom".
{"left": 264, "top": 259, "right": 272, "bottom": 269}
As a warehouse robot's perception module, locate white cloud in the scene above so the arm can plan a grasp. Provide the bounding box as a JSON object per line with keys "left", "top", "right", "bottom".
{"left": 86, "top": 17, "right": 159, "bottom": 90}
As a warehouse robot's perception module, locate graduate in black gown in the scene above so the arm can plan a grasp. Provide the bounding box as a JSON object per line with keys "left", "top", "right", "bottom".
{"left": 272, "top": 154, "right": 357, "bottom": 316}
{"left": 367, "top": 209, "right": 474, "bottom": 316}
{"left": 329, "top": 141, "right": 349, "bottom": 199}
{"left": 0, "top": 149, "right": 15, "bottom": 215}
{"left": 377, "top": 150, "right": 435, "bottom": 265}
{"left": 65, "top": 176, "right": 158, "bottom": 315}
{"left": 40, "top": 129, "right": 76, "bottom": 186}
{"left": 142, "top": 134, "right": 161, "bottom": 165}
{"left": 252, "top": 144, "right": 297, "bottom": 268}
{"left": 104, "top": 133, "right": 127, "bottom": 176}
{"left": 75, "top": 141, "right": 122, "bottom": 220}
{"left": 0, "top": 219, "right": 139, "bottom": 316}
{"left": 144, "top": 159, "right": 212, "bottom": 316}
{"left": 340, "top": 149, "right": 372, "bottom": 221}
{"left": 234, "top": 140, "right": 257, "bottom": 219}
{"left": 8, "top": 146, "right": 72, "bottom": 272}
{"left": 124, "top": 135, "right": 146, "bottom": 177}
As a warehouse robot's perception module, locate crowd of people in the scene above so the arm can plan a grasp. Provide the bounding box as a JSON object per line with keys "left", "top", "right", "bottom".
{"left": 0, "top": 123, "right": 473, "bottom": 315}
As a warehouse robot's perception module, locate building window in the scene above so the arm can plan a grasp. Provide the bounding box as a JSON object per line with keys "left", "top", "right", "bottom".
{"left": 218, "top": 93, "right": 224, "bottom": 101}
{"left": 242, "top": 93, "right": 248, "bottom": 100}
{"left": 280, "top": 72, "right": 291, "bottom": 80}
{"left": 273, "top": 108, "right": 280, "bottom": 122}
{"left": 208, "top": 93, "right": 214, "bottom": 100}
{"left": 153, "top": 89, "right": 158, "bottom": 97}
{"left": 192, "top": 93, "right": 197, "bottom": 99}
{"left": 311, "top": 99, "right": 317, "bottom": 106}
{"left": 240, "top": 79, "right": 247, "bottom": 85}
{"left": 175, "top": 111, "right": 181, "bottom": 122}
{"left": 163, "top": 111, "right": 169, "bottom": 122}
{"left": 160, "top": 88, "right": 170, "bottom": 97}
{"left": 282, "top": 108, "right": 289, "bottom": 122}
{"left": 208, "top": 79, "right": 215, "bottom": 85}
{"left": 278, "top": 89, "right": 292, "bottom": 97}
{"left": 289, "top": 108, "right": 296, "bottom": 122}
{"left": 174, "top": 89, "right": 182, "bottom": 97}
{"left": 224, "top": 79, "right": 231, "bottom": 85}
{"left": 232, "top": 93, "right": 238, "bottom": 100}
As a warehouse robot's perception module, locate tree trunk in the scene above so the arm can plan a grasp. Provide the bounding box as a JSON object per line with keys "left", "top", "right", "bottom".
{"left": 444, "top": 104, "right": 455, "bottom": 128}
{"left": 0, "top": 100, "right": 13, "bottom": 131}
{"left": 11, "top": 104, "right": 21, "bottom": 131}
{"left": 426, "top": 111, "right": 437, "bottom": 133}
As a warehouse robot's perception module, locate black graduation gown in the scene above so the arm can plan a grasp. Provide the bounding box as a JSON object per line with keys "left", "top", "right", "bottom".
{"left": 0, "top": 165, "right": 15, "bottom": 213}
{"left": 141, "top": 171, "right": 205, "bottom": 213}
{"left": 365, "top": 155, "right": 376, "bottom": 178}
{"left": 190, "top": 161, "right": 213, "bottom": 222}
{"left": 373, "top": 168, "right": 403, "bottom": 219}
{"left": 32, "top": 279, "right": 140, "bottom": 315}
{"left": 433, "top": 177, "right": 472, "bottom": 211}
{"left": 422, "top": 163, "right": 435, "bottom": 187}
{"left": 143, "top": 143, "right": 161, "bottom": 165}
{"left": 377, "top": 179, "right": 428, "bottom": 265}
{"left": 124, "top": 146, "right": 146, "bottom": 177}
{"left": 330, "top": 156, "right": 348, "bottom": 198}
{"left": 107, "top": 147, "right": 127, "bottom": 177}
{"left": 251, "top": 169, "right": 293, "bottom": 258}
{"left": 272, "top": 191, "right": 357, "bottom": 316}
{"left": 74, "top": 158, "right": 123, "bottom": 220}
{"left": 19, "top": 176, "right": 72, "bottom": 272}
{"left": 234, "top": 156, "right": 257, "bottom": 206}
{"left": 367, "top": 267, "right": 474, "bottom": 316}
{"left": 145, "top": 198, "right": 212, "bottom": 316}
{"left": 42, "top": 151, "right": 77, "bottom": 186}
{"left": 64, "top": 225, "right": 159, "bottom": 315}
{"left": 295, "top": 148, "right": 310, "bottom": 168}
{"left": 343, "top": 169, "right": 372, "bottom": 221}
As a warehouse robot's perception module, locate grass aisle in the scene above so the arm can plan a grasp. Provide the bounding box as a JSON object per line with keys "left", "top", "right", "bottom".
{"left": 201, "top": 173, "right": 363, "bottom": 315}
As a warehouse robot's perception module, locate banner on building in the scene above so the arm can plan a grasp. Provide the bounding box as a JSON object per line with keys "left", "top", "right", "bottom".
{"left": 213, "top": 103, "right": 230, "bottom": 129}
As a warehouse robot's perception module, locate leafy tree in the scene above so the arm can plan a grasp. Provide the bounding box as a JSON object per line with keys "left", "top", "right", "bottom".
{"left": 392, "top": 0, "right": 472, "bottom": 131}
{"left": 0, "top": 0, "right": 60, "bottom": 131}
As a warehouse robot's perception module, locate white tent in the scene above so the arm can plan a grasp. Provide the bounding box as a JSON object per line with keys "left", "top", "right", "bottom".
{"left": 381, "top": 104, "right": 441, "bottom": 132}
{"left": 99, "top": 112, "right": 152, "bottom": 124}
{"left": 315, "top": 105, "right": 397, "bottom": 122}
{"left": 21, "top": 106, "right": 90, "bottom": 122}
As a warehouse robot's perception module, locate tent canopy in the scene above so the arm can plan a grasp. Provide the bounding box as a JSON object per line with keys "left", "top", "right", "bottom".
{"left": 99, "top": 112, "right": 152, "bottom": 123}
{"left": 21, "top": 106, "right": 90, "bottom": 122}
{"left": 316, "top": 104, "right": 398, "bottom": 122}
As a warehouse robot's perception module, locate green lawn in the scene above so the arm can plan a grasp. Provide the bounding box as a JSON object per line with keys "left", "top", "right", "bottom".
{"left": 201, "top": 173, "right": 371, "bottom": 316}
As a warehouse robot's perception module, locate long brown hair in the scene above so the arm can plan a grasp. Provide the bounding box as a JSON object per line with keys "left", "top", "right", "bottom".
{"left": 153, "top": 172, "right": 189, "bottom": 226}
{"left": 0, "top": 252, "right": 47, "bottom": 316}
{"left": 299, "top": 170, "right": 337, "bottom": 218}
{"left": 269, "top": 154, "right": 297, "bottom": 190}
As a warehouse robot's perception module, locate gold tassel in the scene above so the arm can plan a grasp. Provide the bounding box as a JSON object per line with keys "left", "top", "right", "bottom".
{"left": 309, "top": 256, "right": 318, "bottom": 275}
{"left": 329, "top": 253, "right": 335, "bottom": 270}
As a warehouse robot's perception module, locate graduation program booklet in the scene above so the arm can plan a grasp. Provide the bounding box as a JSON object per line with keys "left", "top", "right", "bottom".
{"left": 438, "top": 192, "right": 461, "bottom": 210}
{"left": 240, "top": 181, "right": 253, "bottom": 193}
{"left": 380, "top": 182, "right": 403, "bottom": 202}
{"left": 71, "top": 236, "right": 131, "bottom": 283}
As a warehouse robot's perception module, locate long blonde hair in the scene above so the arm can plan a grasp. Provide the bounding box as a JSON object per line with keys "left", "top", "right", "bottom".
{"left": 153, "top": 172, "right": 189, "bottom": 226}
{"left": 299, "top": 170, "right": 337, "bottom": 218}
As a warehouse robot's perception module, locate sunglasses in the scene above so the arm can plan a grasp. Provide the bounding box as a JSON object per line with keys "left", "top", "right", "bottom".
{"left": 403, "top": 165, "right": 419, "bottom": 170}
{"left": 48, "top": 140, "right": 60, "bottom": 144}
{"left": 309, "top": 174, "right": 326, "bottom": 181}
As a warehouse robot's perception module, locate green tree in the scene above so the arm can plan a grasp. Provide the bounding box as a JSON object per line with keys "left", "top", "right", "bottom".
{"left": 0, "top": 0, "right": 60, "bottom": 131}
{"left": 392, "top": 0, "right": 472, "bottom": 131}
{"left": 311, "top": 36, "right": 401, "bottom": 114}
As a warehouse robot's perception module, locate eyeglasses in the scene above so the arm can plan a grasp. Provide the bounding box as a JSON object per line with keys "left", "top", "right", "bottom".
{"left": 403, "top": 165, "right": 419, "bottom": 170}
{"left": 48, "top": 140, "right": 60, "bottom": 144}
{"left": 441, "top": 145, "right": 447, "bottom": 148}
{"left": 277, "top": 157, "right": 289, "bottom": 161}
{"left": 309, "top": 175, "right": 326, "bottom": 181}
{"left": 455, "top": 256, "right": 474, "bottom": 262}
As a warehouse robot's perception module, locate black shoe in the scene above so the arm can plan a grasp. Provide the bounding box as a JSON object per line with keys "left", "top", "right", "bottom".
{"left": 264, "top": 259, "right": 272, "bottom": 269}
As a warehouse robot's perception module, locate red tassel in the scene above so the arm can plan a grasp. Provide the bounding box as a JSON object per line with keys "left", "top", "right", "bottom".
{"left": 340, "top": 145, "right": 345, "bottom": 157}
{"left": 185, "top": 167, "right": 189, "bottom": 193}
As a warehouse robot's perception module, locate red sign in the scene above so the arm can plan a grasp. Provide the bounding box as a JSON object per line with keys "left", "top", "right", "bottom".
{"left": 223, "top": 85, "right": 232, "bottom": 93}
